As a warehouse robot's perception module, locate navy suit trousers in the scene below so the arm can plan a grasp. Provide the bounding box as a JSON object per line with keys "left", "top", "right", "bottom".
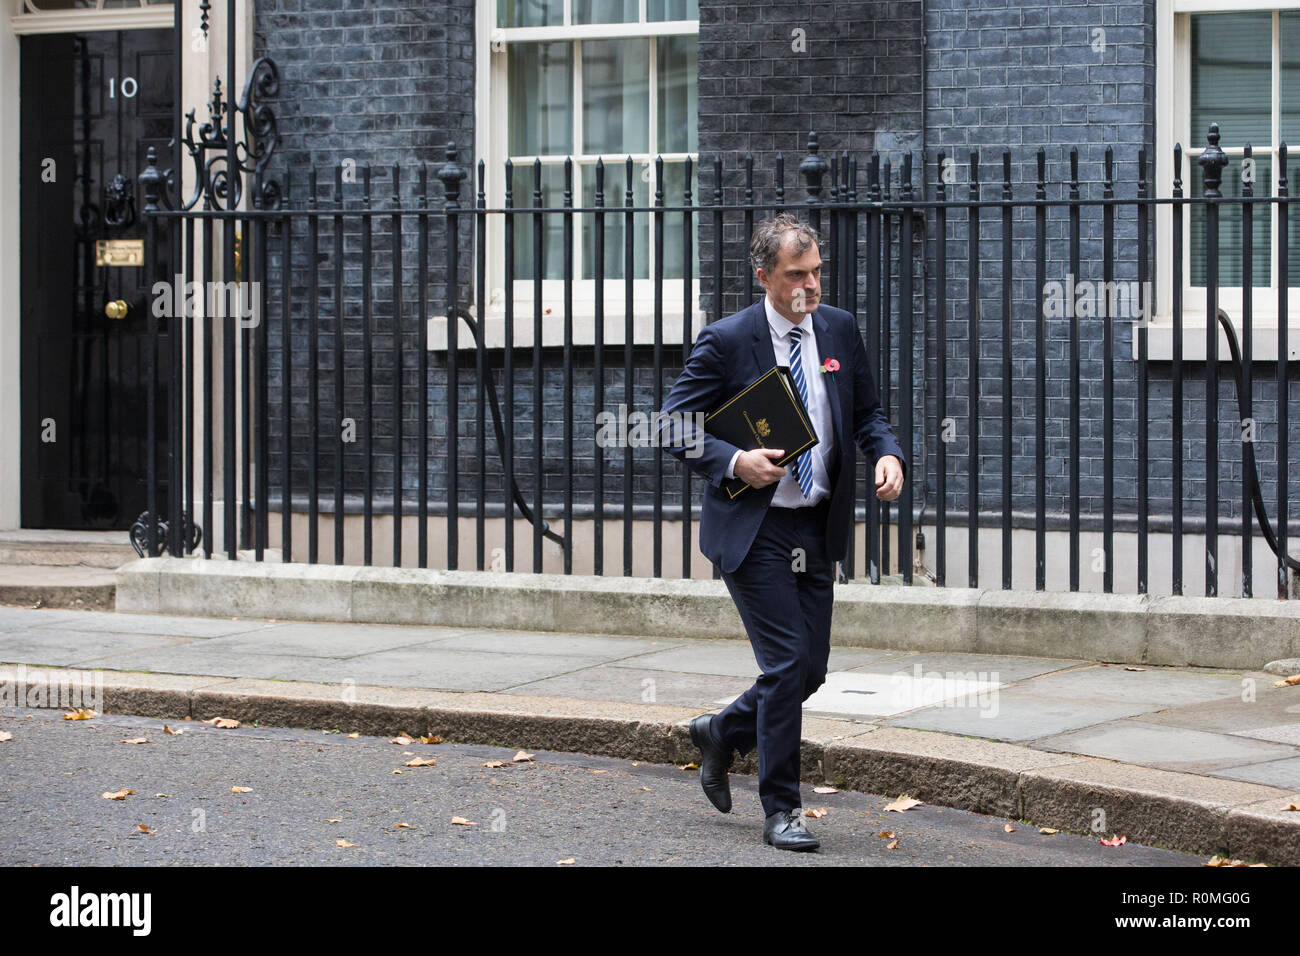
{"left": 712, "top": 499, "right": 834, "bottom": 817}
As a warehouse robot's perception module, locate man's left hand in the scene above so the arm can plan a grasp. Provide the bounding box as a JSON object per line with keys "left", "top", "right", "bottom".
{"left": 874, "top": 455, "right": 904, "bottom": 501}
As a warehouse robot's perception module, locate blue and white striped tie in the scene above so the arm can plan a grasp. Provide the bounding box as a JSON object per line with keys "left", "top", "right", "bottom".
{"left": 787, "top": 326, "right": 815, "bottom": 500}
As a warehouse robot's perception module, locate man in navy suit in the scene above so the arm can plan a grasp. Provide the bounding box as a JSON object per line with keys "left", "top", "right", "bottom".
{"left": 659, "top": 213, "right": 905, "bottom": 851}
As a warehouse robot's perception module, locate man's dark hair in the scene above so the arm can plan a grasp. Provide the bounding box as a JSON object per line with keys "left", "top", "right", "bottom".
{"left": 749, "top": 213, "right": 822, "bottom": 275}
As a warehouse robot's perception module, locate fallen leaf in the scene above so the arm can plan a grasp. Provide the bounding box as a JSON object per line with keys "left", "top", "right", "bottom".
{"left": 347, "top": 733, "right": 360, "bottom": 739}
{"left": 513, "top": 751, "right": 534, "bottom": 762}
{"left": 886, "top": 839, "right": 899, "bottom": 850}
{"left": 1100, "top": 834, "right": 1127, "bottom": 847}
{"left": 1004, "top": 824, "right": 1015, "bottom": 833}
{"left": 678, "top": 762, "right": 699, "bottom": 771}
{"left": 482, "top": 761, "right": 505, "bottom": 768}
{"left": 813, "top": 786, "right": 839, "bottom": 794}
{"left": 326, "top": 819, "right": 342, "bottom": 823}
{"left": 137, "top": 824, "right": 154, "bottom": 834}
{"left": 404, "top": 757, "right": 437, "bottom": 768}
{"left": 392, "top": 769, "right": 404, "bottom": 774}
{"left": 1039, "top": 827, "right": 1059, "bottom": 835}
{"left": 393, "top": 822, "right": 413, "bottom": 829}
{"left": 120, "top": 738, "right": 148, "bottom": 745}
{"left": 1284, "top": 674, "right": 1300, "bottom": 686}
{"left": 418, "top": 734, "right": 442, "bottom": 744}
{"left": 202, "top": 717, "right": 240, "bottom": 729}
{"left": 556, "top": 858, "right": 575, "bottom": 865}
{"left": 335, "top": 839, "right": 357, "bottom": 848}
{"left": 162, "top": 724, "right": 184, "bottom": 736}
{"left": 1123, "top": 666, "right": 1146, "bottom": 672}
{"left": 390, "top": 734, "right": 414, "bottom": 745}
{"left": 592, "top": 769, "right": 608, "bottom": 774}
{"left": 231, "top": 786, "right": 252, "bottom": 794}
{"left": 876, "top": 831, "right": 895, "bottom": 839}
{"left": 0, "top": 731, "right": 12, "bottom": 742}
{"left": 102, "top": 789, "right": 133, "bottom": 800}
{"left": 804, "top": 807, "right": 828, "bottom": 818}
{"left": 63, "top": 708, "right": 95, "bottom": 720}
{"left": 155, "top": 794, "right": 169, "bottom": 798}
{"left": 450, "top": 817, "right": 476, "bottom": 826}
{"left": 641, "top": 787, "right": 651, "bottom": 791}
{"left": 883, "top": 796, "right": 922, "bottom": 813}
{"left": 1284, "top": 803, "right": 1299, "bottom": 812}
{"left": 1204, "top": 855, "right": 1257, "bottom": 867}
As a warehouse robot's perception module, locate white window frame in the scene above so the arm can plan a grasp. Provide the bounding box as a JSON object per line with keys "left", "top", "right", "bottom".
{"left": 1150, "top": 0, "right": 1300, "bottom": 361}
{"left": 437, "top": 0, "right": 702, "bottom": 350}
{"left": 10, "top": 0, "right": 174, "bottom": 33}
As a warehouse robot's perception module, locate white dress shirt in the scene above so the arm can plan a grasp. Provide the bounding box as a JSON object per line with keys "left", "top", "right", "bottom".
{"left": 724, "top": 295, "right": 835, "bottom": 507}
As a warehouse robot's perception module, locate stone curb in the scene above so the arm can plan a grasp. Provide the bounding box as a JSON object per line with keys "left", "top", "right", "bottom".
{"left": 116, "top": 558, "right": 1300, "bottom": 669}
{"left": 4, "top": 665, "right": 1296, "bottom": 866}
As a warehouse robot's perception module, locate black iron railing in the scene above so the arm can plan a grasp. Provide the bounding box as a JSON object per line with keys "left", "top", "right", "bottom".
{"left": 139, "top": 108, "right": 1299, "bottom": 599}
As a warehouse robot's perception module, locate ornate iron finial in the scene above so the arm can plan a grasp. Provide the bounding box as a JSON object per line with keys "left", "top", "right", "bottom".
{"left": 199, "top": 0, "right": 211, "bottom": 38}
{"left": 438, "top": 142, "right": 467, "bottom": 208}
{"left": 800, "top": 131, "right": 828, "bottom": 203}
{"left": 1199, "top": 123, "right": 1229, "bottom": 198}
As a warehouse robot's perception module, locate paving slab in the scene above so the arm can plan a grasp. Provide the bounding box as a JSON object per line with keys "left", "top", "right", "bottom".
{"left": 191, "top": 621, "right": 482, "bottom": 658}
{"left": 880, "top": 692, "right": 1158, "bottom": 742}
{"left": 845, "top": 651, "right": 1088, "bottom": 683}
{"left": 1031, "top": 720, "right": 1300, "bottom": 773}
{"left": 1205, "top": 757, "right": 1300, "bottom": 791}
{"left": 1012, "top": 663, "right": 1255, "bottom": 708}
{"left": 20, "top": 608, "right": 283, "bottom": 639}
{"left": 74, "top": 645, "right": 345, "bottom": 681}
{"left": 0, "top": 629, "right": 197, "bottom": 667}
{"left": 611, "top": 641, "right": 905, "bottom": 678}
{"left": 507, "top": 662, "right": 756, "bottom": 708}
{"left": 298, "top": 646, "right": 607, "bottom": 692}
{"left": 1128, "top": 685, "right": 1300, "bottom": 738}
{"left": 430, "top": 629, "right": 684, "bottom": 660}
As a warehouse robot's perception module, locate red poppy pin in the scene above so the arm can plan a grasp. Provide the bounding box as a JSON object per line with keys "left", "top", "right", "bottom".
{"left": 822, "top": 357, "right": 840, "bottom": 374}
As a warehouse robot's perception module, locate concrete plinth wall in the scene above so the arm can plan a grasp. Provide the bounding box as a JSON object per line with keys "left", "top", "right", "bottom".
{"left": 117, "top": 556, "right": 1300, "bottom": 670}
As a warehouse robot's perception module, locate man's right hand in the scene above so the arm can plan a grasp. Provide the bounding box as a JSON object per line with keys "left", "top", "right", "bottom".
{"left": 735, "top": 447, "right": 787, "bottom": 488}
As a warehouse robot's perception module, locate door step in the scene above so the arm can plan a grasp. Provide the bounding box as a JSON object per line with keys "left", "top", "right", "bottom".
{"left": 0, "top": 564, "right": 116, "bottom": 611}
{"left": 0, "top": 530, "right": 137, "bottom": 570}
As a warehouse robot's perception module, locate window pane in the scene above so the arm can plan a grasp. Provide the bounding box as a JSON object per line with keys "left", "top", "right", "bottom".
{"left": 1189, "top": 13, "right": 1271, "bottom": 149}
{"left": 581, "top": 161, "right": 650, "bottom": 280}
{"left": 498, "top": 0, "right": 563, "bottom": 28}
{"left": 582, "top": 39, "right": 650, "bottom": 155}
{"left": 572, "top": 0, "right": 637, "bottom": 24}
{"left": 660, "top": 159, "right": 699, "bottom": 281}
{"left": 508, "top": 42, "right": 572, "bottom": 156}
{"left": 648, "top": 0, "right": 699, "bottom": 20}
{"left": 657, "top": 35, "right": 698, "bottom": 154}
{"left": 1191, "top": 155, "right": 1272, "bottom": 287}
{"left": 1281, "top": 13, "right": 1300, "bottom": 154}
{"left": 510, "top": 162, "right": 568, "bottom": 281}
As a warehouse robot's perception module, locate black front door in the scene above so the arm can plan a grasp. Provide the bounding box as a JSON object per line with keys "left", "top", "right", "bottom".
{"left": 20, "top": 29, "right": 174, "bottom": 529}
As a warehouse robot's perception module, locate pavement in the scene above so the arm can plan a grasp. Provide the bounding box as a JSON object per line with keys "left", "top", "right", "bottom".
{"left": 2, "top": 603, "right": 1299, "bottom": 864}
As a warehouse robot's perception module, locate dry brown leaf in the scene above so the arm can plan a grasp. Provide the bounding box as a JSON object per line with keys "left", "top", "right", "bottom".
{"left": 231, "top": 786, "right": 252, "bottom": 794}
{"left": 347, "top": 733, "right": 360, "bottom": 739}
{"left": 154, "top": 794, "right": 169, "bottom": 798}
{"left": 120, "top": 738, "right": 148, "bottom": 745}
{"left": 641, "top": 786, "right": 651, "bottom": 791}
{"left": 1284, "top": 674, "right": 1300, "bottom": 686}
{"left": 137, "top": 824, "right": 154, "bottom": 834}
{"left": 183, "top": 716, "right": 192, "bottom": 721}
{"left": 886, "top": 839, "right": 899, "bottom": 850}
{"left": 813, "top": 786, "right": 839, "bottom": 794}
{"left": 1039, "top": 827, "right": 1059, "bottom": 834}
{"left": 1283, "top": 803, "right": 1299, "bottom": 812}
{"left": 162, "top": 724, "right": 184, "bottom": 736}
{"left": 102, "top": 788, "right": 133, "bottom": 800}
{"left": 876, "top": 831, "right": 895, "bottom": 839}
{"left": 1004, "top": 824, "right": 1015, "bottom": 833}
{"left": 0, "top": 731, "right": 12, "bottom": 742}
{"left": 326, "top": 818, "right": 342, "bottom": 823}
{"left": 678, "top": 762, "right": 699, "bottom": 771}
{"left": 418, "top": 734, "right": 442, "bottom": 744}
{"left": 592, "top": 769, "right": 608, "bottom": 774}
{"left": 404, "top": 757, "right": 437, "bottom": 767}
{"left": 482, "top": 760, "right": 505, "bottom": 768}
{"left": 450, "top": 816, "right": 475, "bottom": 826}
{"left": 335, "top": 839, "right": 357, "bottom": 848}
{"left": 391, "top": 769, "right": 404, "bottom": 774}
{"left": 202, "top": 717, "right": 240, "bottom": 729}
{"left": 556, "top": 858, "right": 576, "bottom": 865}
{"left": 63, "top": 708, "right": 95, "bottom": 720}
{"left": 513, "top": 751, "right": 534, "bottom": 762}
{"left": 804, "top": 807, "right": 828, "bottom": 818}
{"left": 1100, "top": 834, "right": 1127, "bottom": 847}
{"left": 883, "top": 796, "right": 922, "bottom": 813}
{"left": 390, "top": 734, "right": 414, "bottom": 745}
{"left": 393, "top": 822, "right": 413, "bottom": 829}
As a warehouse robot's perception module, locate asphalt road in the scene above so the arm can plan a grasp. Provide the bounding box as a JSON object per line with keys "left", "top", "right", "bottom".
{"left": 0, "top": 706, "right": 1203, "bottom": 867}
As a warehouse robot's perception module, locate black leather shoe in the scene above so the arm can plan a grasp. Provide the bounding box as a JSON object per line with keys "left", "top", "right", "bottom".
{"left": 688, "top": 713, "right": 733, "bottom": 813}
{"left": 763, "top": 808, "right": 820, "bottom": 851}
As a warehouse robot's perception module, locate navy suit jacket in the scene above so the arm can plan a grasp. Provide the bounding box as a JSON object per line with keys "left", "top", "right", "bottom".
{"left": 659, "top": 299, "right": 906, "bottom": 574}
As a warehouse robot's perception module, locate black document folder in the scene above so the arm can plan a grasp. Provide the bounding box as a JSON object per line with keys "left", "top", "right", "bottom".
{"left": 704, "top": 365, "right": 820, "bottom": 499}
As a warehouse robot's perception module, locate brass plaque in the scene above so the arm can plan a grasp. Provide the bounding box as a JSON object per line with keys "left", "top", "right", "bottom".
{"left": 95, "top": 239, "right": 144, "bottom": 267}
